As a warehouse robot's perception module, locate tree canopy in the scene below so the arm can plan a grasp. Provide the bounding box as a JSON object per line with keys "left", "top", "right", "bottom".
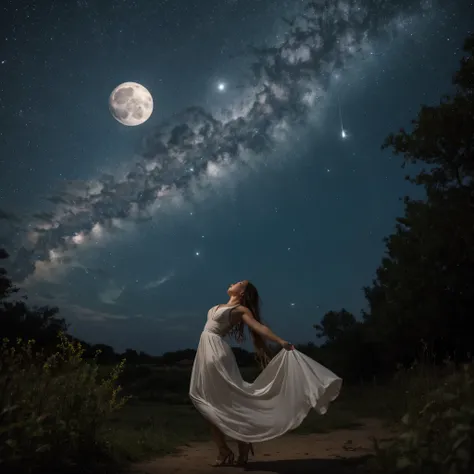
{"left": 0, "top": 249, "right": 68, "bottom": 349}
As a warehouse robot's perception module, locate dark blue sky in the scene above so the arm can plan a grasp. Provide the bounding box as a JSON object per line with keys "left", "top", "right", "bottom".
{"left": 0, "top": 0, "right": 472, "bottom": 354}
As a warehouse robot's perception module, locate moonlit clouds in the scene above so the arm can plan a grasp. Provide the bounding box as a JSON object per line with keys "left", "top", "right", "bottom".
{"left": 4, "top": 0, "right": 432, "bottom": 285}
{"left": 98, "top": 280, "right": 125, "bottom": 305}
{"left": 143, "top": 273, "right": 174, "bottom": 290}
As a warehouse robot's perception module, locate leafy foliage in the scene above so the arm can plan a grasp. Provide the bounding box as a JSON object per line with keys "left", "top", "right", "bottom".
{"left": 313, "top": 309, "right": 356, "bottom": 342}
{"left": 372, "top": 362, "right": 474, "bottom": 474}
{"left": 0, "top": 334, "right": 128, "bottom": 474}
{"left": 364, "top": 32, "right": 474, "bottom": 370}
{"left": 0, "top": 249, "right": 69, "bottom": 353}
{"left": 382, "top": 33, "right": 473, "bottom": 193}
{"left": 0, "top": 248, "right": 18, "bottom": 301}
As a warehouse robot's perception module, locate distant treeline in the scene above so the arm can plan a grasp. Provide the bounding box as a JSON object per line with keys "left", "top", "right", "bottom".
{"left": 82, "top": 344, "right": 259, "bottom": 368}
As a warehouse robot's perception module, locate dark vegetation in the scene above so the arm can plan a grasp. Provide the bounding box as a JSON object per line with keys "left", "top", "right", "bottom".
{"left": 0, "top": 31, "right": 473, "bottom": 474}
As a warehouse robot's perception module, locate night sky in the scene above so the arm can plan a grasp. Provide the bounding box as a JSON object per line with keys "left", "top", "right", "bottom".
{"left": 0, "top": 0, "right": 472, "bottom": 354}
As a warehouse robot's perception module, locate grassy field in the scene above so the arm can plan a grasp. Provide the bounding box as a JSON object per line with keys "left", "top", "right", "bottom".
{"left": 6, "top": 345, "right": 469, "bottom": 474}
{"left": 102, "top": 365, "right": 407, "bottom": 463}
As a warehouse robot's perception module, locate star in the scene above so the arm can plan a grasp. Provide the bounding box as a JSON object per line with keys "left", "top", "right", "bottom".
{"left": 217, "top": 82, "right": 226, "bottom": 92}
{"left": 341, "top": 129, "right": 348, "bottom": 139}
{"left": 195, "top": 251, "right": 200, "bottom": 256}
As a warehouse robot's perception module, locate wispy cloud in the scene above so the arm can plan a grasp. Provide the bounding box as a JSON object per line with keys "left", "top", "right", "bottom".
{"left": 65, "top": 303, "right": 130, "bottom": 322}
{"left": 143, "top": 272, "right": 174, "bottom": 290}
{"left": 29, "top": 293, "right": 131, "bottom": 322}
{"left": 98, "top": 280, "right": 125, "bottom": 304}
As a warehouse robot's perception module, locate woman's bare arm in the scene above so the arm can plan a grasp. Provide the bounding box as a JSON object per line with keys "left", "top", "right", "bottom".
{"left": 240, "top": 308, "right": 293, "bottom": 349}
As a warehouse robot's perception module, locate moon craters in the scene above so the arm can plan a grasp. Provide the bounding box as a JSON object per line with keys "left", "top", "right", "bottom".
{"left": 109, "top": 82, "right": 153, "bottom": 126}
{"left": 113, "top": 87, "right": 134, "bottom": 104}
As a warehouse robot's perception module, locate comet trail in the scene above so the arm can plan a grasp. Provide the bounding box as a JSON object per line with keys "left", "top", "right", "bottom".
{"left": 337, "top": 92, "right": 347, "bottom": 140}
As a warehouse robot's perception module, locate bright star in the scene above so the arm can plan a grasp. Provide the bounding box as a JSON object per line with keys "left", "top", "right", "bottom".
{"left": 217, "top": 82, "right": 226, "bottom": 92}
{"left": 341, "top": 129, "right": 348, "bottom": 139}
{"left": 195, "top": 251, "right": 200, "bottom": 256}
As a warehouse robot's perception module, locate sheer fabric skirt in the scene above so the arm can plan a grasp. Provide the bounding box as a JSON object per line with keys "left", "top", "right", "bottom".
{"left": 189, "top": 331, "right": 342, "bottom": 443}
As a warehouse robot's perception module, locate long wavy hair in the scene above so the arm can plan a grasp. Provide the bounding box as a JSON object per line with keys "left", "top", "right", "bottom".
{"left": 229, "top": 281, "right": 272, "bottom": 369}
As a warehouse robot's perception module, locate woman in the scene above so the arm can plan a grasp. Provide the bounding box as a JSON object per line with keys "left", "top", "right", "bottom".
{"left": 189, "top": 280, "right": 342, "bottom": 467}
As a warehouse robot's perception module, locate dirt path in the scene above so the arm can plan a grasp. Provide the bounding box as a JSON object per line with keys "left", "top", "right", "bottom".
{"left": 132, "top": 418, "right": 393, "bottom": 474}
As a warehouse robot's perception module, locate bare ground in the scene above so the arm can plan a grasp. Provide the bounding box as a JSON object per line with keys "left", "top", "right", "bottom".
{"left": 131, "top": 418, "right": 394, "bottom": 474}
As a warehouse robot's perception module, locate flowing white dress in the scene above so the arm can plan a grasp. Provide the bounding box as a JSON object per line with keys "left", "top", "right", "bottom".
{"left": 189, "top": 305, "right": 342, "bottom": 443}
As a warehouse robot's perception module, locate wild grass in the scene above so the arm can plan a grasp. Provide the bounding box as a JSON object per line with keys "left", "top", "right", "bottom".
{"left": 2, "top": 337, "right": 472, "bottom": 474}
{"left": 102, "top": 366, "right": 405, "bottom": 462}
{"left": 369, "top": 356, "right": 474, "bottom": 474}
{"left": 0, "top": 334, "right": 128, "bottom": 474}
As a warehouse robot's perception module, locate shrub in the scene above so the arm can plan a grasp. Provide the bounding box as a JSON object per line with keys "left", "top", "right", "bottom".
{"left": 0, "top": 333, "right": 128, "bottom": 474}
{"left": 372, "top": 362, "right": 474, "bottom": 474}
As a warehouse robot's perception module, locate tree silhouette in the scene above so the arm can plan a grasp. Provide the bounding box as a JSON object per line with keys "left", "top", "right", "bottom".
{"left": 362, "top": 32, "right": 474, "bottom": 369}
{"left": 310, "top": 32, "right": 474, "bottom": 380}
{"left": 89, "top": 343, "right": 118, "bottom": 364}
{"left": 0, "top": 248, "right": 67, "bottom": 349}
{"left": 313, "top": 309, "right": 356, "bottom": 342}
{"left": 0, "top": 248, "right": 18, "bottom": 301}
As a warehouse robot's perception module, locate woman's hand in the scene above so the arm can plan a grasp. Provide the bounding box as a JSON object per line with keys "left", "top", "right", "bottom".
{"left": 281, "top": 340, "right": 295, "bottom": 351}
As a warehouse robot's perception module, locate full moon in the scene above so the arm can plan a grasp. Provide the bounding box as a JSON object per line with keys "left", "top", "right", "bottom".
{"left": 109, "top": 82, "right": 153, "bottom": 126}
